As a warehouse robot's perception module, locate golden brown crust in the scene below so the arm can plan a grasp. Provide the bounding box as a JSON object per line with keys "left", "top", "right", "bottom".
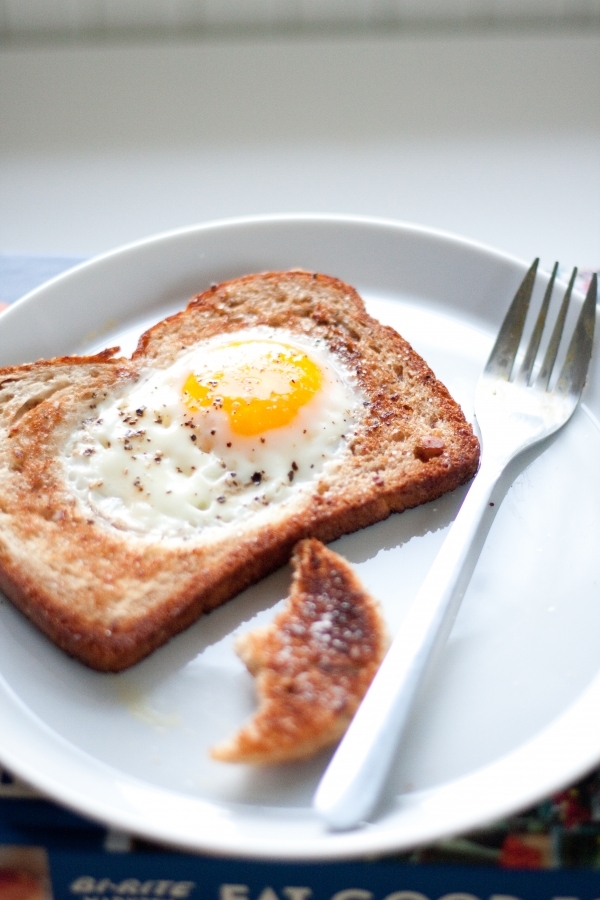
{"left": 0, "top": 271, "right": 479, "bottom": 671}
{"left": 211, "top": 538, "right": 389, "bottom": 764}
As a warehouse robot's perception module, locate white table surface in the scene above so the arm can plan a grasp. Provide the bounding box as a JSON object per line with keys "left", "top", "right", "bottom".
{"left": 0, "top": 30, "right": 599, "bottom": 269}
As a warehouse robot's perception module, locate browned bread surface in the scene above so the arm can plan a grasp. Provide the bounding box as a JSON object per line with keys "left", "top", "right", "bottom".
{"left": 212, "top": 538, "right": 388, "bottom": 763}
{"left": 0, "top": 271, "right": 479, "bottom": 671}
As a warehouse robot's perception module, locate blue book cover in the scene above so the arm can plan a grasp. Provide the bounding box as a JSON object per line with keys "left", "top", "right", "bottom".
{"left": 5, "top": 763, "right": 600, "bottom": 900}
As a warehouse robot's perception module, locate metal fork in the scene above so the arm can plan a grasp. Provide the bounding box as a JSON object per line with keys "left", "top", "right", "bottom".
{"left": 314, "top": 260, "right": 598, "bottom": 830}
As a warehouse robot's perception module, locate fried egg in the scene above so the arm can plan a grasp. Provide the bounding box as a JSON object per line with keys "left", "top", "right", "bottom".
{"left": 63, "top": 327, "right": 364, "bottom": 539}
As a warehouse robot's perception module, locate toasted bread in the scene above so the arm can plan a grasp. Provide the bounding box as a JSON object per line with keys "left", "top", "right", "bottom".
{"left": 212, "top": 538, "right": 388, "bottom": 764}
{"left": 0, "top": 271, "right": 479, "bottom": 671}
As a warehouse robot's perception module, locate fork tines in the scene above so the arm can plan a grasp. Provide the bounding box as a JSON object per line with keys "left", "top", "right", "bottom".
{"left": 486, "top": 259, "right": 597, "bottom": 398}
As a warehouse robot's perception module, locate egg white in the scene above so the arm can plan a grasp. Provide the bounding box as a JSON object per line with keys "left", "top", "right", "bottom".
{"left": 62, "top": 327, "right": 365, "bottom": 540}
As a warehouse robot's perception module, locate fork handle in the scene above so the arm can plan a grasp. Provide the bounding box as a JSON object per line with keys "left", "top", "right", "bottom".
{"left": 313, "top": 458, "right": 503, "bottom": 830}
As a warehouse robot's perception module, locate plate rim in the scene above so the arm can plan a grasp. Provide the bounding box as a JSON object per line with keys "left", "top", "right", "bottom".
{"left": 1, "top": 212, "right": 597, "bottom": 860}
{"left": 4, "top": 211, "right": 531, "bottom": 318}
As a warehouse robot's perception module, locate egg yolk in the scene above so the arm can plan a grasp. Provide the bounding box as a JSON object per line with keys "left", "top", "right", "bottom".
{"left": 183, "top": 340, "right": 323, "bottom": 436}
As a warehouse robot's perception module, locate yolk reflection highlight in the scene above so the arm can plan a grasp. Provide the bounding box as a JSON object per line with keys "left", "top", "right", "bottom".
{"left": 183, "top": 340, "right": 323, "bottom": 436}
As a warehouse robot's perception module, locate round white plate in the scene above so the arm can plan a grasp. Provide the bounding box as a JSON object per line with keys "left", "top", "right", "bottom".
{"left": 1, "top": 215, "right": 599, "bottom": 860}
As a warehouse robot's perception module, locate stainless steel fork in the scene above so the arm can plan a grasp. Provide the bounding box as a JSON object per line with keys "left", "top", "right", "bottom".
{"left": 314, "top": 260, "right": 598, "bottom": 830}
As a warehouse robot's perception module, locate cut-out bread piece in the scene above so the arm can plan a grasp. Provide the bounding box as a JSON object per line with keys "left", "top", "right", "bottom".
{"left": 0, "top": 271, "right": 479, "bottom": 672}
{"left": 212, "top": 538, "right": 389, "bottom": 764}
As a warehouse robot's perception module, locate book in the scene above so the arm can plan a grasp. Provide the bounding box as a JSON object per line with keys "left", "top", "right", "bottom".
{"left": 5, "top": 763, "right": 600, "bottom": 900}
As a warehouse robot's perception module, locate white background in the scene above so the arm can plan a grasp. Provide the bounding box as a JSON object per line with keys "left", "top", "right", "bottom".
{"left": 1, "top": 29, "right": 599, "bottom": 269}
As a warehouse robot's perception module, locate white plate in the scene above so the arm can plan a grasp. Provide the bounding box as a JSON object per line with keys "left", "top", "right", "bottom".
{"left": 1, "top": 215, "right": 600, "bottom": 860}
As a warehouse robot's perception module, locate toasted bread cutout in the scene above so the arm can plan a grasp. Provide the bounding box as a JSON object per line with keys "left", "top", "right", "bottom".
{"left": 212, "top": 539, "right": 388, "bottom": 764}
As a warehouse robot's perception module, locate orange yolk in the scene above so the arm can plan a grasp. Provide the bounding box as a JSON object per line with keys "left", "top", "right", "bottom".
{"left": 183, "top": 340, "right": 323, "bottom": 436}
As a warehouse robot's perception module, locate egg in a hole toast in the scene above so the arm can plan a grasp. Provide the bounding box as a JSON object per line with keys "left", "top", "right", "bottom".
{"left": 0, "top": 270, "right": 479, "bottom": 671}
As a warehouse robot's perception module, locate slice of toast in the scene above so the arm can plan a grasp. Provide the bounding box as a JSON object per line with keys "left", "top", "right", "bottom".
{"left": 0, "top": 271, "right": 479, "bottom": 671}
{"left": 211, "top": 538, "right": 389, "bottom": 764}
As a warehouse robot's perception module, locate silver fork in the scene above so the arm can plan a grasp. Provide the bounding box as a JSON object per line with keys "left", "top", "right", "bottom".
{"left": 314, "top": 260, "right": 598, "bottom": 830}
